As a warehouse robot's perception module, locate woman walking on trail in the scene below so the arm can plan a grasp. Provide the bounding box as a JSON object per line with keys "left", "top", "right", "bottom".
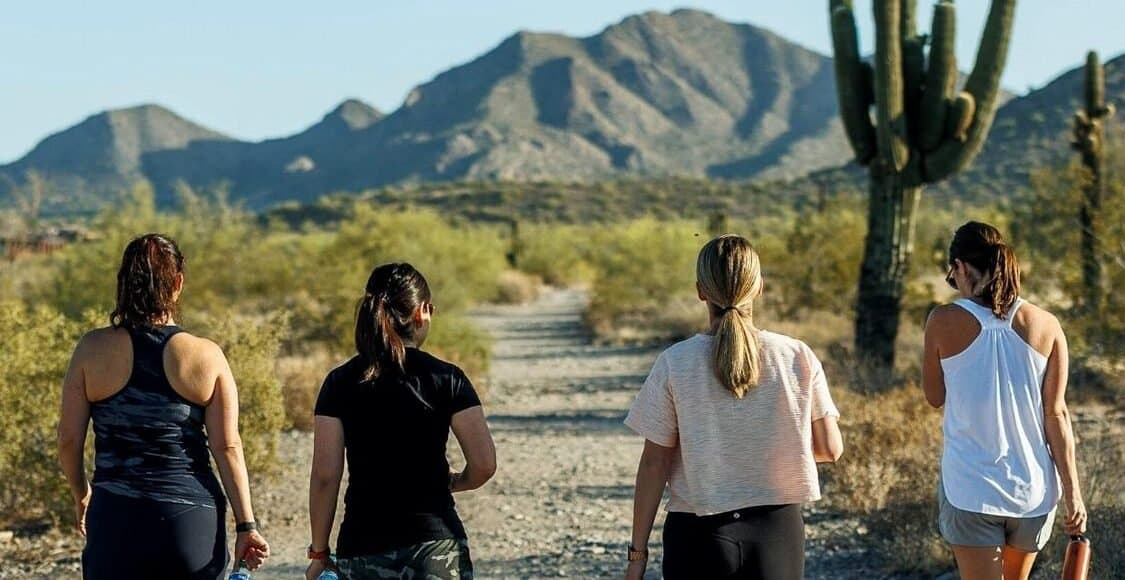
{"left": 624, "top": 234, "right": 844, "bottom": 580}
{"left": 57, "top": 233, "right": 270, "bottom": 579}
{"left": 923, "top": 222, "right": 1087, "bottom": 580}
{"left": 306, "top": 262, "right": 496, "bottom": 580}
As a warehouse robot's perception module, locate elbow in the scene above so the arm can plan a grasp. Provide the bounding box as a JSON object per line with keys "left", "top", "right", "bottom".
{"left": 815, "top": 442, "right": 844, "bottom": 464}
{"left": 827, "top": 440, "right": 844, "bottom": 463}
{"left": 56, "top": 429, "right": 82, "bottom": 460}
{"left": 924, "top": 393, "right": 944, "bottom": 409}
{"left": 474, "top": 455, "right": 498, "bottom": 485}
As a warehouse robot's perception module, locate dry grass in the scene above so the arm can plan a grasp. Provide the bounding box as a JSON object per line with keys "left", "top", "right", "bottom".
{"left": 276, "top": 349, "right": 339, "bottom": 431}
{"left": 495, "top": 270, "right": 543, "bottom": 305}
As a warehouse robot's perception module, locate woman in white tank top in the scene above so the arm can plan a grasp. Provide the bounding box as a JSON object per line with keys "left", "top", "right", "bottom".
{"left": 922, "top": 222, "right": 1087, "bottom": 580}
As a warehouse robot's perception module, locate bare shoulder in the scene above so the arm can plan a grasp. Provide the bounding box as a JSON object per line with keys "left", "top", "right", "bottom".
{"left": 166, "top": 331, "right": 228, "bottom": 367}
{"left": 1014, "top": 300, "right": 1061, "bottom": 329}
{"left": 75, "top": 326, "right": 129, "bottom": 356}
{"left": 925, "top": 303, "right": 973, "bottom": 330}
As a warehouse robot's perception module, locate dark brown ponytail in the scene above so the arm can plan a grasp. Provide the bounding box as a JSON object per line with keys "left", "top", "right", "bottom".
{"left": 355, "top": 263, "right": 431, "bottom": 382}
{"left": 949, "top": 222, "right": 1021, "bottom": 318}
{"left": 111, "top": 233, "right": 184, "bottom": 329}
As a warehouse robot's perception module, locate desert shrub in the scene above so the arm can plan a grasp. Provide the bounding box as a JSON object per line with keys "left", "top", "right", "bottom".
{"left": 189, "top": 310, "right": 289, "bottom": 477}
{"left": 276, "top": 349, "right": 338, "bottom": 431}
{"left": 762, "top": 199, "right": 865, "bottom": 317}
{"left": 495, "top": 270, "right": 542, "bottom": 304}
{"left": 0, "top": 302, "right": 87, "bottom": 525}
{"left": 584, "top": 219, "right": 704, "bottom": 342}
{"left": 821, "top": 386, "right": 952, "bottom": 574}
{"left": 517, "top": 224, "right": 597, "bottom": 286}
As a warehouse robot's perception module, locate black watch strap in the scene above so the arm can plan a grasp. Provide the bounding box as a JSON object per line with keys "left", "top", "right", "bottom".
{"left": 235, "top": 521, "right": 258, "bottom": 533}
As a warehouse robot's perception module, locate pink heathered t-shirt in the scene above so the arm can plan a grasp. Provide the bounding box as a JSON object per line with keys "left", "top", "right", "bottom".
{"left": 625, "top": 331, "right": 839, "bottom": 515}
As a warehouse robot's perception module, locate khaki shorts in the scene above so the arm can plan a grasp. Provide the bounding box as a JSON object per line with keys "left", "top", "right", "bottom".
{"left": 937, "top": 480, "right": 1056, "bottom": 552}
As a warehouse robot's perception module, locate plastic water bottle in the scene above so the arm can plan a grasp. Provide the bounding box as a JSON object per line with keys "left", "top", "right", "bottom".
{"left": 228, "top": 560, "right": 251, "bottom": 580}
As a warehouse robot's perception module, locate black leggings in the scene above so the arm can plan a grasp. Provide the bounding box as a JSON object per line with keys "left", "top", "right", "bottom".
{"left": 663, "top": 504, "right": 805, "bottom": 580}
{"left": 82, "top": 489, "right": 228, "bottom": 580}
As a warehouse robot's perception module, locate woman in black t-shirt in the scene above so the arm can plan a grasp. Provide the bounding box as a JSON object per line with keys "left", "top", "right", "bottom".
{"left": 306, "top": 262, "right": 496, "bottom": 580}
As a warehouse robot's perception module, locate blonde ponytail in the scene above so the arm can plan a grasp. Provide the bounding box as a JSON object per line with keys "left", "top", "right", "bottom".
{"left": 697, "top": 235, "right": 763, "bottom": 398}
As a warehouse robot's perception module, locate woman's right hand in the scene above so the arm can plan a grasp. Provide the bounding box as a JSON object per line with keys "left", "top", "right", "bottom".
{"left": 234, "top": 530, "right": 270, "bottom": 570}
{"left": 305, "top": 558, "right": 328, "bottom": 580}
{"left": 1064, "top": 495, "right": 1088, "bottom": 535}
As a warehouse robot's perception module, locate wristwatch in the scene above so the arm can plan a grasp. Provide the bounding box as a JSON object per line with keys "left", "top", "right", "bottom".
{"left": 307, "top": 545, "right": 330, "bottom": 561}
{"left": 627, "top": 546, "right": 648, "bottom": 562}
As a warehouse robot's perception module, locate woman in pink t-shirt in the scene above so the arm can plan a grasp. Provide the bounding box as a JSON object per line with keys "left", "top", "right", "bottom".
{"left": 624, "top": 234, "right": 844, "bottom": 580}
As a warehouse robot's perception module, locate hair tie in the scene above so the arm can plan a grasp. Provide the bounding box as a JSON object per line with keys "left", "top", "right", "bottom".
{"left": 721, "top": 306, "right": 739, "bottom": 313}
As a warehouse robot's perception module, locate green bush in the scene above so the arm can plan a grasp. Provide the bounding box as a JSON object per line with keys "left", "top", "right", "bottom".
{"left": 585, "top": 218, "right": 705, "bottom": 342}
{"left": 0, "top": 302, "right": 86, "bottom": 525}
{"left": 190, "top": 310, "right": 289, "bottom": 477}
{"left": 517, "top": 224, "right": 597, "bottom": 286}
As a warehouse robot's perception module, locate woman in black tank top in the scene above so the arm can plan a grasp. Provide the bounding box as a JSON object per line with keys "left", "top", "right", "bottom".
{"left": 57, "top": 234, "right": 270, "bottom": 579}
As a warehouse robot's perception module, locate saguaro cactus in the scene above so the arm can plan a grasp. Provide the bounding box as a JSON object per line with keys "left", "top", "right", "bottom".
{"left": 829, "top": 0, "right": 1016, "bottom": 368}
{"left": 1072, "top": 51, "right": 1115, "bottom": 315}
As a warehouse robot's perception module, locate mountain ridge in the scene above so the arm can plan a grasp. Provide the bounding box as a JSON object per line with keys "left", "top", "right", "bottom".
{"left": 1, "top": 10, "right": 1119, "bottom": 214}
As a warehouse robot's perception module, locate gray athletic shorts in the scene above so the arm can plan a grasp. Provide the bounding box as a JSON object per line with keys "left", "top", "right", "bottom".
{"left": 937, "top": 480, "right": 1056, "bottom": 552}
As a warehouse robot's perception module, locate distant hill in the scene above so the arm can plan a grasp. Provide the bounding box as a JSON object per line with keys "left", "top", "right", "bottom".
{"left": 0, "top": 105, "right": 231, "bottom": 212}
{"left": 0, "top": 9, "right": 1119, "bottom": 215}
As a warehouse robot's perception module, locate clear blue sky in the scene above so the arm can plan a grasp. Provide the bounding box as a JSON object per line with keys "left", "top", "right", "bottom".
{"left": 1, "top": 1, "right": 1122, "bottom": 163}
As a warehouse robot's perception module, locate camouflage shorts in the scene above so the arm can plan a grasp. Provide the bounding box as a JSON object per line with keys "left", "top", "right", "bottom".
{"left": 336, "top": 538, "right": 473, "bottom": 580}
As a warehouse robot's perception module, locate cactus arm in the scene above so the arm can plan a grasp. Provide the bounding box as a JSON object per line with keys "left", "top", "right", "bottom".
{"left": 919, "top": 1, "right": 957, "bottom": 151}
{"left": 1086, "top": 51, "right": 1105, "bottom": 115}
{"left": 900, "top": 0, "right": 918, "bottom": 40}
{"left": 830, "top": 3, "right": 878, "bottom": 165}
{"left": 903, "top": 36, "right": 925, "bottom": 147}
{"left": 947, "top": 92, "right": 977, "bottom": 141}
{"left": 873, "top": 0, "right": 910, "bottom": 171}
{"left": 924, "top": 0, "right": 1017, "bottom": 182}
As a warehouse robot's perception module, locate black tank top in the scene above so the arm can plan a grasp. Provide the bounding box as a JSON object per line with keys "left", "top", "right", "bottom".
{"left": 90, "top": 325, "right": 223, "bottom": 507}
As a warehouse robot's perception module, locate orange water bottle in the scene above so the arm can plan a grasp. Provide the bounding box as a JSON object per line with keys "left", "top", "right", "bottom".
{"left": 1061, "top": 535, "right": 1091, "bottom": 580}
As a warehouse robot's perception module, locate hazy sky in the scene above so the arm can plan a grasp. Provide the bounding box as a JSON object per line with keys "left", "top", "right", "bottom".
{"left": 1, "top": 1, "right": 1122, "bottom": 163}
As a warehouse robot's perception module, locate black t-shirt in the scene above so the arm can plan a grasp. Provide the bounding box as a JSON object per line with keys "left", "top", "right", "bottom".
{"left": 314, "top": 348, "right": 482, "bottom": 556}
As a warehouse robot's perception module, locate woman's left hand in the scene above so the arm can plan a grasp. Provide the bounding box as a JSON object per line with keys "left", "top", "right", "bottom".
{"left": 73, "top": 485, "right": 91, "bottom": 537}
{"left": 624, "top": 559, "right": 646, "bottom": 580}
{"left": 234, "top": 529, "right": 270, "bottom": 570}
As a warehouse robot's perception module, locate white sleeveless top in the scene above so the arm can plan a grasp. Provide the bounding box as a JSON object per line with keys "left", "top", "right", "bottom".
{"left": 939, "top": 298, "right": 1060, "bottom": 517}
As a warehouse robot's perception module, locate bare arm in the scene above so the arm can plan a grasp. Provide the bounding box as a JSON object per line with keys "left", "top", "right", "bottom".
{"left": 630, "top": 440, "right": 674, "bottom": 553}
{"left": 56, "top": 338, "right": 91, "bottom": 535}
{"left": 204, "top": 352, "right": 256, "bottom": 526}
{"left": 308, "top": 416, "right": 344, "bottom": 553}
{"left": 922, "top": 311, "right": 947, "bottom": 408}
{"left": 812, "top": 416, "right": 843, "bottom": 463}
{"left": 449, "top": 406, "right": 496, "bottom": 492}
{"left": 204, "top": 347, "right": 269, "bottom": 569}
{"left": 1041, "top": 324, "right": 1086, "bottom": 535}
